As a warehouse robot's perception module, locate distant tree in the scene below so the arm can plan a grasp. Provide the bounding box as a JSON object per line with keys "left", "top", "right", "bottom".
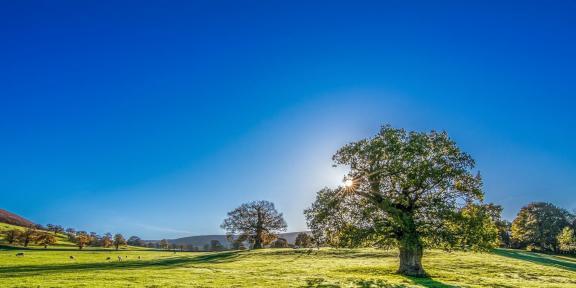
{"left": 231, "top": 241, "right": 246, "bottom": 250}
{"left": 113, "top": 234, "right": 126, "bottom": 250}
{"left": 202, "top": 243, "right": 210, "bottom": 251}
{"left": 557, "top": 227, "right": 576, "bottom": 254}
{"left": 294, "top": 232, "right": 312, "bottom": 248}
{"left": 210, "top": 240, "right": 224, "bottom": 251}
{"left": 46, "top": 224, "right": 63, "bottom": 234}
{"left": 127, "top": 236, "right": 144, "bottom": 246}
{"left": 35, "top": 232, "right": 57, "bottom": 248}
{"left": 54, "top": 225, "right": 64, "bottom": 235}
{"left": 101, "top": 233, "right": 113, "bottom": 248}
{"left": 159, "top": 239, "right": 169, "bottom": 250}
{"left": 305, "top": 126, "right": 495, "bottom": 277}
{"left": 65, "top": 228, "right": 77, "bottom": 242}
{"left": 271, "top": 238, "right": 288, "bottom": 248}
{"left": 75, "top": 232, "right": 91, "bottom": 250}
{"left": 511, "top": 202, "right": 572, "bottom": 252}
{"left": 89, "top": 232, "right": 100, "bottom": 246}
{"left": 221, "top": 200, "right": 287, "bottom": 249}
{"left": 4, "top": 229, "right": 22, "bottom": 244}
{"left": 19, "top": 227, "right": 38, "bottom": 247}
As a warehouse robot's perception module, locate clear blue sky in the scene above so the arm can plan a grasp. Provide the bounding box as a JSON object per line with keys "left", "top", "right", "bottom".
{"left": 1, "top": 1, "right": 575, "bottom": 239}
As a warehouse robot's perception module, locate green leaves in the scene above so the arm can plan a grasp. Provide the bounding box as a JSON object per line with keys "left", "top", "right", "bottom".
{"left": 306, "top": 125, "right": 497, "bottom": 252}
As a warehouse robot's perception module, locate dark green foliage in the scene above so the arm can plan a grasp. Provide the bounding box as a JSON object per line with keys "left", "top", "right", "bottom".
{"left": 511, "top": 202, "right": 573, "bottom": 252}
{"left": 127, "top": 236, "right": 144, "bottom": 246}
{"left": 113, "top": 234, "right": 126, "bottom": 250}
{"left": 271, "top": 238, "right": 288, "bottom": 248}
{"left": 295, "top": 232, "right": 313, "bottom": 248}
{"left": 305, "top": 125, "right": 498, "bottom": 276}
{"left": 210, "top": 240, "right": 225, "bottom": 251}
{"left": 3, "top": 229, "right": 21, "bottom": 244}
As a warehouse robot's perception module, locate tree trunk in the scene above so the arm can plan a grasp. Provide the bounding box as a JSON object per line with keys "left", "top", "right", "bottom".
{"left": 253, "top": 230, "right": 263, "bottom": 249}
{"left": 253, "top": 209, "right": 263, "bottom": 249}
{"left": 397, "top": 234, "right": 427, "bottom": 277}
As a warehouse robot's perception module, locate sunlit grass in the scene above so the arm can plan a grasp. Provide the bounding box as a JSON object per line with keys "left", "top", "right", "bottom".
{"left": 0, "top": 247, "right": 574, "bottom": 287}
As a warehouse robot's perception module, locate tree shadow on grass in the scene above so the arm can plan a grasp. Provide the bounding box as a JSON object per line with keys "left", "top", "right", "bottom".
{"left": 0, "top": 251, "right": 242, "bottom": 277}
{"left": 403, "top": 276, "right": 458, "bottom": 288}
{"left": 493, "top": 249, "right": 576, "bottom": 272}
{"left": 336, "top": 267, "right": 455, "bottom": 288}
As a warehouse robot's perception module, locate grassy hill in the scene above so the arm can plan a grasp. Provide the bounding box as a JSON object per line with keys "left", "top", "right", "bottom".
{"left": 0, "top": 222, "right": 76, "bottom": 248}
{"left": 0, "top": 209, "right": 34, "bottom": 227}
{"left": 0, "top": 247, "right": 574, "bottom": 287}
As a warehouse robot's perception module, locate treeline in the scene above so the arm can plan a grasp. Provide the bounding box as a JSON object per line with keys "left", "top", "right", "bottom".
{"left": 1, "top": 224, "right": 144, "bottom": 250}
{"left": 506, "top": 202, "right": 576, "bottom": 254}
{"left": 147, "top": 233, "right": 313, "bottom": 252}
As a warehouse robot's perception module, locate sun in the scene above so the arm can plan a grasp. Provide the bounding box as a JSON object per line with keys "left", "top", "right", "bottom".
{"left": 344, "top": 179, "right": 354, "bottom": 188}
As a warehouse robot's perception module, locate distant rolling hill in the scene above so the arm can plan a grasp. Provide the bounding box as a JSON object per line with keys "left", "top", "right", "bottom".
{"left": 0, "top": 209, "right": 34, "bottom": 227}
{"left": 151, "top": 232, "right": 309, "bottom": 248}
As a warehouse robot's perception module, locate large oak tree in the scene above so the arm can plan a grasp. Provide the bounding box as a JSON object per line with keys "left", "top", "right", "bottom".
{"left": 305, "top": 126, "right": 498, "bottom": 277}
{"left": 221, "top": 200, "right": 287, "bottom": 249}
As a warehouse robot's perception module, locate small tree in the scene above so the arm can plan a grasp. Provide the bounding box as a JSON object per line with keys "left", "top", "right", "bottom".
{"left": 19, "top": 227, "right": 38, "bottom": 247}
{"left": 53, "top": 225, "right": 64, "bottom": 235}
{"left": 295, "top": 232, "right": 312, "bottom": 248}
{"left": 231, "top": 241, "right": 246, "bottom": 250}
{"left": 557, "top": 227, "right": 576, "bottom": 254}
{"left": 75, "top": 232, "right": 91, "bottom": 250}
{"left": 101, "top": 233, "right": 113, "bottom": 248}
{"left": 89, "top": 232, "right": 100, "bottom": 246}
{"left": 271, "top": 238, "right": 289, "bottom": 248}
{"left": 159, "top": 239, "right": 169, "bottom": 250}
{"left": 210, "top": 240, "right": 224, "bottom": 251}
{"left": 3, "top": 229, "right": 22, "bottom": 245}
{"left": 127, "top": 236, "right": 144, "bottom": 246}
{"left": 35, "top": 232, "right": 57, "bottom": 248}
{"left": 221, "top": 200, "right": 287, "bottom": 249}
{"left": 113, "top": 234, "right": 126, "bottom": 250}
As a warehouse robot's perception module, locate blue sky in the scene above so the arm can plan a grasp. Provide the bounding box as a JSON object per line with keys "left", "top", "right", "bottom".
{"left": 1, "top": 0, "right": 575, "bottom": 239}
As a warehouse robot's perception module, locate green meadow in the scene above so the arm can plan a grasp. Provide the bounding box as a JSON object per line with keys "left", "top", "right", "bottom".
{"left": 1, "top": 247, "right": 574, "bottom": 287}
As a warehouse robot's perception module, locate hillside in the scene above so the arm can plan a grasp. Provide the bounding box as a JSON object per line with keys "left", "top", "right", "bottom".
{"left": 162, "top": 232, "right": 307, "bottom": 248}
{"left": 0, "top": 209, "right": 34, "bottom": 227}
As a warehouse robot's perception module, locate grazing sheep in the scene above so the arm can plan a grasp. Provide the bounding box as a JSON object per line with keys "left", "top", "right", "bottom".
{"left": 69, "top": 256, "right": 75, "bottom": 260}
{"left": 16, "top": 252, "right": 24, "bottom": 257}
{"left": 117, "top": 256, "right": 122, "bottom": 262}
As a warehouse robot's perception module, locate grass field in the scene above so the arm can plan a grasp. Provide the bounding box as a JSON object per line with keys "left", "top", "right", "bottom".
{"left": 0, "top": 247, "right": 575, "bottom": 288}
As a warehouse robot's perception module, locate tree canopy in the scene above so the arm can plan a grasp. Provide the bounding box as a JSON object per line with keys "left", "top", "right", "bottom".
{"left": 305, "top": 125, "right": 498, "bottom": 276}
{"left": 221, "top": 200, "right": 287, "bottom": 249}
{"left": 511, "top": 202, "right": 572, "bottom": 252}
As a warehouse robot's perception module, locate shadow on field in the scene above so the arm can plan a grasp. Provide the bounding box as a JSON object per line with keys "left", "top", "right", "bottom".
{"left": 403, "top": 276, "right": 457, "bottom": 288}
{"left": 264, "top": 249, "right": 396, "bottom": 259}
{"left": 0, "top": 251, "right": 241, "bottom": 277}
{"left": 493, "top": 249, "right": 576, "bottom": 272}
{"left": 301, "top": 277, "right": 454, "bottom": 288}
